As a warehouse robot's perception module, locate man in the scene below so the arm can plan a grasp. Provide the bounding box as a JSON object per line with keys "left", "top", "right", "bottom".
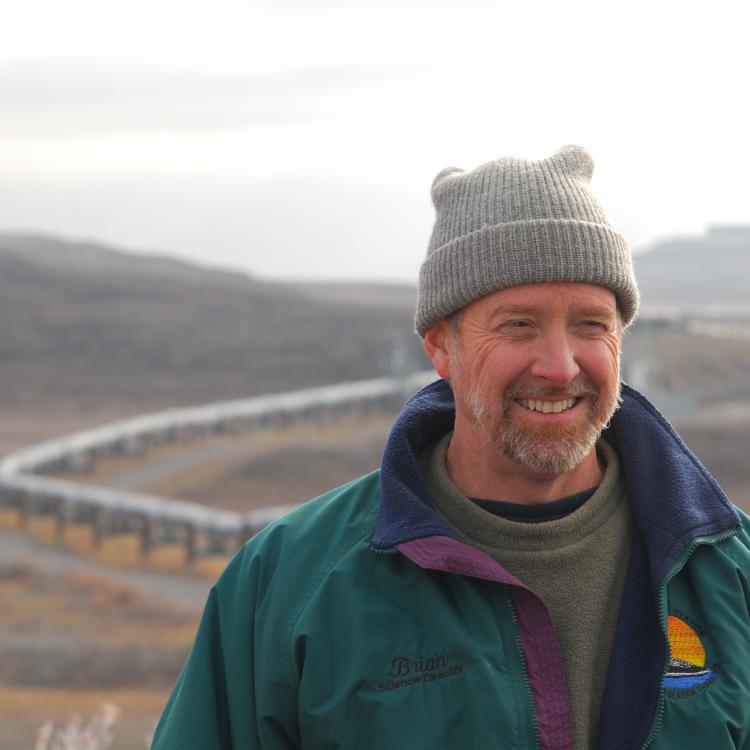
{"left": 153, "top": 145, "right": 750, "bottom": 749}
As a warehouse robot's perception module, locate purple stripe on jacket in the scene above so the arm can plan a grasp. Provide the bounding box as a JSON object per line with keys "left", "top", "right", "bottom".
{"left": 398, "top": 535, "right": 573, "bottom": 750}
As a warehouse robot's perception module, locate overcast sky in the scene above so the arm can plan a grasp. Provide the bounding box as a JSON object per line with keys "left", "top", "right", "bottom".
{"left": 1, "top": 0, "right": 748, "bottom": 282}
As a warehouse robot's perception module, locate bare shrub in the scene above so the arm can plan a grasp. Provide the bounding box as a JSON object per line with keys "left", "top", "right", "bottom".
{"left": 31, "top": 703, "right": 121, "bottom": 750}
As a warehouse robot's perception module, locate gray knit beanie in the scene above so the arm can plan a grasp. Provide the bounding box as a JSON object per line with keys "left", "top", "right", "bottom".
{"left": 415, "top": 144, "right": 639, "bottom": 337}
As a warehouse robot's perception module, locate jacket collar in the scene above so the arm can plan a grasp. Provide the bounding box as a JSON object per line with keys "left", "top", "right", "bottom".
{"left": 372, "top": 378, "right": 740, "bottom": 586}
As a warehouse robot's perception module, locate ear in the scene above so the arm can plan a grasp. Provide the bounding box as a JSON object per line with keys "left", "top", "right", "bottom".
{"left": 422, "top": 321, "right": 454, "bottom": 381}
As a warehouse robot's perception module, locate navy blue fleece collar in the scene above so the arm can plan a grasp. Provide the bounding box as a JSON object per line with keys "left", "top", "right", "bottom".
{"left": 372, "top": 379, "right": 460, "bottom": 547}
{"left": 372, "top": 378, "right": 740, "bottom": 580}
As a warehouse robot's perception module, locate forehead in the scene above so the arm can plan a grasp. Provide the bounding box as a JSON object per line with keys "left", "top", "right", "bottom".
{"left": 466, "top": 282, "right": 618, "bottom": 318}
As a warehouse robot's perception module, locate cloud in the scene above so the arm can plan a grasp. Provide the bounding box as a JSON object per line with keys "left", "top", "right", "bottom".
{"left": 0, "top": 62, "right": 449, "bottom": 134}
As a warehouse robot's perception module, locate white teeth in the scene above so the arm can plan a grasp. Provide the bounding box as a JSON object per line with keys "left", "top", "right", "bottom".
{"left": 517, "top": 397, "right": 576, "bottom": 413}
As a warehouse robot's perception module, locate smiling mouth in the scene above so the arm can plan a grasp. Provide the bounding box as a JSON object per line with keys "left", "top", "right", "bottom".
{"left": 515, "top": 397, "right": 579, "bottom": 414}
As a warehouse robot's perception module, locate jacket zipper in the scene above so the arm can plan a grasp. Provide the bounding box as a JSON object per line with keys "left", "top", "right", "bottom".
{"left": 639, "top": 528, "right": 739, "bottom": 749}
{"left": 509, "top": 592, "right": 542, "bottom": 750}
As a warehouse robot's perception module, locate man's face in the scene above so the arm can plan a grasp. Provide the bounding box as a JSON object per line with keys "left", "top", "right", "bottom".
{"left": 429, "top": 282, "right": 622, "bottom": 477}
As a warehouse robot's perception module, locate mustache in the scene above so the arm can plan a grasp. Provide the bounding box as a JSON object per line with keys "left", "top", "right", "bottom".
{"left": 503, "top": 378, "right": 599, "bottom": 400}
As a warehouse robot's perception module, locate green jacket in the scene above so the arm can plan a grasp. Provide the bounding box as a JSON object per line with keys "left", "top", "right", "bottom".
{"left": 153, "top": 382, "right": 750, "bottom": 749}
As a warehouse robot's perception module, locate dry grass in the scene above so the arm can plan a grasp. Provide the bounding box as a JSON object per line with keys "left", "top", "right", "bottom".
{"left": 0, "top": 561, "right": 198, "bottom": 685}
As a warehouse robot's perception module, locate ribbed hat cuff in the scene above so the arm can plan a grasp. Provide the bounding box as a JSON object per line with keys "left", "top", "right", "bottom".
{"left": 415, "top": 219, "right": 638, "bottom": 337}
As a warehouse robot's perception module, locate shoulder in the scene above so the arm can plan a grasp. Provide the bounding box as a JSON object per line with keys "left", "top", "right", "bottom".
{"left": 150, "top": 472, "right": 383, "bottom": 748}
{"left": 689, "top": 505, "right": 750, "bottom": 592}
{"left": 213, "top": 470, "right": 382, "bottom": 609}
{"left": 725, "top": 505, "right": 750, "bottom": 567}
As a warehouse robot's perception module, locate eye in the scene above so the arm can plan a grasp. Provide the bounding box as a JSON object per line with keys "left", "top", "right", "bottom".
{"left": 500, "top": 319, "right": 534, "bottom": 335}
{"left": 579, "top": 320, "right": 608, "bottom": 332}
{"left": 509, "top": 320, "right": 531, "bottom": 328}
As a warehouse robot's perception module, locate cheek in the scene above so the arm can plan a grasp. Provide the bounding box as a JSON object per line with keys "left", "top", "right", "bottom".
{"left": 607, "top": 336, "right": 622, "bottom": 376}
{"left": 595, "top": 338, "right": 621, "bottom": 387}
{"left": 575, "top": 337, "right": 620, "bottom": 385}
{"left": 450, "top": 339, "right": 493, "bottom": 381}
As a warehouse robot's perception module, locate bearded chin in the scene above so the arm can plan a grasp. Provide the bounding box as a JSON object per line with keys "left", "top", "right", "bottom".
{"left": 464, "top": 383, "right": 621, "bottom": 477}
{"left": 499, "top": 418, "right": 602, "bottom": 476}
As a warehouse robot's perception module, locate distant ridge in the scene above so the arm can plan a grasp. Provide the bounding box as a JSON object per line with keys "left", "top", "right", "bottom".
{"left": 0, "top": 232, "right": 423, "bottom": 414}
{"left": 0, "top": 232, "right": 262, "bottom": 286}
{"left": 634, "top": 225, "right": 750, "bottom": 310}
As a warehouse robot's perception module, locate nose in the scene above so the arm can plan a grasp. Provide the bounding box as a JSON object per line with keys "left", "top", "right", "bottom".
{"left": 528, "top": 329, "right": 581, "bottom": 385}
